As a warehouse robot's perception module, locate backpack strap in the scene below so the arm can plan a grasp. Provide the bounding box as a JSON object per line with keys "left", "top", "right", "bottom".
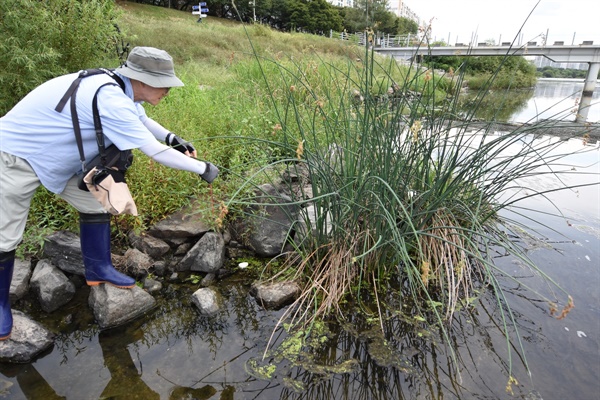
{"left": 55, "top": 68, "right": 124, "bottom": 113}
{"left": 92, "top": 83, "right": 118, "bottom": 167}
{"left": 54, "top": 69, "right": 126, "bottom": 171}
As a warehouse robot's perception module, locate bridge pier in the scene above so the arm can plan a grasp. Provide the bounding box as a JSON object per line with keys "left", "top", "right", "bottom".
{"left": 576, "top": 62, "right": 600, "bottom": 123}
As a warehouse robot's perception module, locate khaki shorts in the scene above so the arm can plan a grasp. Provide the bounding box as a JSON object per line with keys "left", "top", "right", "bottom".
{"left": 0, "top": 151, "right": 106, "bottom": 252}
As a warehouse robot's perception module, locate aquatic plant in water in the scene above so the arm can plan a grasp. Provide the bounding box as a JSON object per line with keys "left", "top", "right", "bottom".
{"left": 226, "top": 6, "right": 597, "bottom": 391}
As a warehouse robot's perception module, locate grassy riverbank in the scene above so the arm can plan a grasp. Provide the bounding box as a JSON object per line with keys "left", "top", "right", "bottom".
{"left": 23, "top": 1, "right": 448, "bottom": 253}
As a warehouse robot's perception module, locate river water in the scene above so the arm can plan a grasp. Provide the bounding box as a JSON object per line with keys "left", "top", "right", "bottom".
{"left": 0, "top": 80, "right": 598, "bottom": 399}
{"left": 509, "top": 79, "right": 600, "bottom": 123}
{"left": 461, "top": 78, "right": 600, "bottom": 124}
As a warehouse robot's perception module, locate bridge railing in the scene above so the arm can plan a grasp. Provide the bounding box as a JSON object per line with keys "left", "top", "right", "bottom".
{"left": 327, "top": 30, "right": 595, "bottom": 49}
{"left": 328, "top": 31, "right": 424, "bottom": 48}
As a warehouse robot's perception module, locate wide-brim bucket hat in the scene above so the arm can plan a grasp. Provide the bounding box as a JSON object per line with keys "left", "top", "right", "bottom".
{"left": 115, "top": 46, "right": 184, "bottom": 88}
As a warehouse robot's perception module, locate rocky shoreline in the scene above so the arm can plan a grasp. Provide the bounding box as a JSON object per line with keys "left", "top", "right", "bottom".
{"left": 0, "top": 178, "right": 306, "bottom": 364}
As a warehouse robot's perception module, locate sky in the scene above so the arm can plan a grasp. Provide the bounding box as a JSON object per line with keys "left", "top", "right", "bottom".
{"left": 406, "top": 0, "right": 600, "bottom": 46}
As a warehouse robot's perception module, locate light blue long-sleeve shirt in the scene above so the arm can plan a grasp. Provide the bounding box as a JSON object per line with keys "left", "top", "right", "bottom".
{"left": 0, "top": 72, "right": 157, "bottom": 193}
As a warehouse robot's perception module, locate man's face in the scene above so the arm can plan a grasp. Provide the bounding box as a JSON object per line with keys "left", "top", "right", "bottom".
{"left": 144, "top": 86, "right": 170, "bottom": 106}
{"left": 135, "top": 82, "right": 170, "bottom": 105}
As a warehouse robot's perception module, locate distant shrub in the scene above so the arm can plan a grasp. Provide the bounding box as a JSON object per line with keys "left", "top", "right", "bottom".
{"left": 537, "top": 66, "right": 592, "bottom": 79}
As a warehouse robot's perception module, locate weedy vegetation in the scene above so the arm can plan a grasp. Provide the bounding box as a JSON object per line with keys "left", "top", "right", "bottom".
{"left": 220, "top": 7, "right": 594, "bottom": 388}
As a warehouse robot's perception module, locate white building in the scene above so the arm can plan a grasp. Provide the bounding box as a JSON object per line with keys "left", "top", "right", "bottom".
{"left": 387, "top": 0, "right": 420, "bottom": 23}
{"left": 328, "top": 0, "right": 354, "bottom": 8}
{"left": 323, "top": 0, "right": 422, "bottom": 33}
{"left": 324, "top": 0, "right": 421, "bottom": 25}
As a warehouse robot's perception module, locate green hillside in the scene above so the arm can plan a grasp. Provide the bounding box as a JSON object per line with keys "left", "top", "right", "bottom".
{"left": 117, "top": 1, "right": 360, "bottom": 67}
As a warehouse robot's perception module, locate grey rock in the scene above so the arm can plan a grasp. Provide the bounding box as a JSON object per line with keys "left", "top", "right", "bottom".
{"left": 200, "top": 273, "right": 217, "bottom": 287}
{"left": 42, "top": 230, "right": 84, "bottom": 276}
{"left": 246, "top": 184, "right": 300, "bottom": 257}
{"left": 152, "top": 260, "right": 167, "bottom": 277}
{"left": 295, "top": 204, "right": 332, "bottom": 245}
{"left": 250, "top": 281, "right": 301, "bottom": 309}
{"left": 129, "top": 232, "right": 171, "bottom": 259}
{"left": 177, "top": 232, "right": 225, "bottom": 273}
{"left": 148, "top": 200, "right": 211, "bottom": 239}
{"left": 225, "top": 246, "right": 254, "bottom": 259}
{"left": 0, "top": 311, "right": 54, "bottom": 363}
{"left": 30, "top": 260, "right": 76, "bottom": 313}
{"left": 88, "top": 285, "right": 156, "bottom": 329}
{"left": 222, "top": 229, "right": 232, "bottom": 244}
{"left": 279, "top": 163, "right": 313, "bottom": 201}
{"left": 174, "top": 242, "right": 193, "bottom": 256}
{"left": 164, "top": 237, "right": 189, "bottom": 249}
{"left": 142, "top": 277, "right": 162, "bottom": 294}
{"left": 191, "top": 287, "right": 222, "bottom": 315}
{"left": 122, "top": 248, "right": 153, "bottom": 279}
{"left": 9, "top": 259, "right": 32, "bottom": 302}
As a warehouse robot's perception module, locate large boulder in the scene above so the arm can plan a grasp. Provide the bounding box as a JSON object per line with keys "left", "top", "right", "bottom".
{"left": 30, "top": 260, "right": 76, "bottom": 313}
{"left": 147, "top": 200, "right": 211, "bottom": 240}
{"left": 177, "top": 232, "right": 225, "bottom": 273}
{"left": 128, "top": 231, "right": 171, "bottom": 259}
{"left": 244, "top": 184, "right": 300, "bottom": 257}
{"left": 88, "top": 285, "right": 156, "bottom": 329}
{"left": 0, "top": 311, "right": 54, "bottom": 363}
{"left": 42, "top": 230, "right": 84, "bottom": 276}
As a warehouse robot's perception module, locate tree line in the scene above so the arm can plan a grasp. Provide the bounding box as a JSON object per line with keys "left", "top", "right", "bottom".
{"left": 423, "top": 55, "right": 538, "bottom": 89}
{"left": 129, "top": 0, "right": 419, "bottom": 35}
{"left": 537, "top": 66, "right": 598, "bottom": 79}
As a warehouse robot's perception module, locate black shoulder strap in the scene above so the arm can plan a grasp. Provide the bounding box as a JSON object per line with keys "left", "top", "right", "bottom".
{"left": 92, "top": 82, "right": 116, "bottom": 166}
{"left": 97, "top": 68, "right": 125, "bottom": 92}
{"left": 54, "top": 68, "right": 124, "bottom": 113}
{"left": 54, "top": 69, "right": 126, "bottom": 170}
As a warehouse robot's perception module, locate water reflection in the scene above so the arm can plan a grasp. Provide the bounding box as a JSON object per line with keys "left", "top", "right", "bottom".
{"left": 98, "top": 327, "right": 160, "bottom": 399}
{"left": 273, "top": 285, "right": 545, "bottom": 399}
{"left": 512, "top": 80, "right": 600, "bottom": 123}
{"left": 459, "top": 88, "right": 534, "bottom": 122}
{"left": 459, "top": 79, "right": 600, "bottom": 123}
{"left": 0, "top": 363, "right": 65, "bottom": 400}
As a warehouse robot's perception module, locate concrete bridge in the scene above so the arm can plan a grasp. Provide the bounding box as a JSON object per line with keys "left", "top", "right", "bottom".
{"left": 375, "top": 44, "right": 600, "bottom": 123}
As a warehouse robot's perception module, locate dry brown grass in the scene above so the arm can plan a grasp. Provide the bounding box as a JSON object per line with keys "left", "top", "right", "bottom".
{"left": 417, "top": 209, "right": 482, "bottom": 319}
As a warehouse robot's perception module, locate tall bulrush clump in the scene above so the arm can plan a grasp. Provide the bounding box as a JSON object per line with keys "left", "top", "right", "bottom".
{"left": 245, "top": 50, "right": 504, "bottom": 316}
{"left": 229, "top": 29, "right": 585, "bottom": 381}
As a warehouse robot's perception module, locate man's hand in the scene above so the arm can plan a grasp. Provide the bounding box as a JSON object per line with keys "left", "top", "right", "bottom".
{"left": 166, "top": 133, "right": 197, "bottom": 157}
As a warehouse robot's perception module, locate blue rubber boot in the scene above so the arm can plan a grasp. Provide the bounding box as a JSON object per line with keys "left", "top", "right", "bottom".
{"left": 80, "top": 213, "right": 135, "bottom": 289}
{"left": 0, "top": 250, "right": 15, "bottom": 341}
